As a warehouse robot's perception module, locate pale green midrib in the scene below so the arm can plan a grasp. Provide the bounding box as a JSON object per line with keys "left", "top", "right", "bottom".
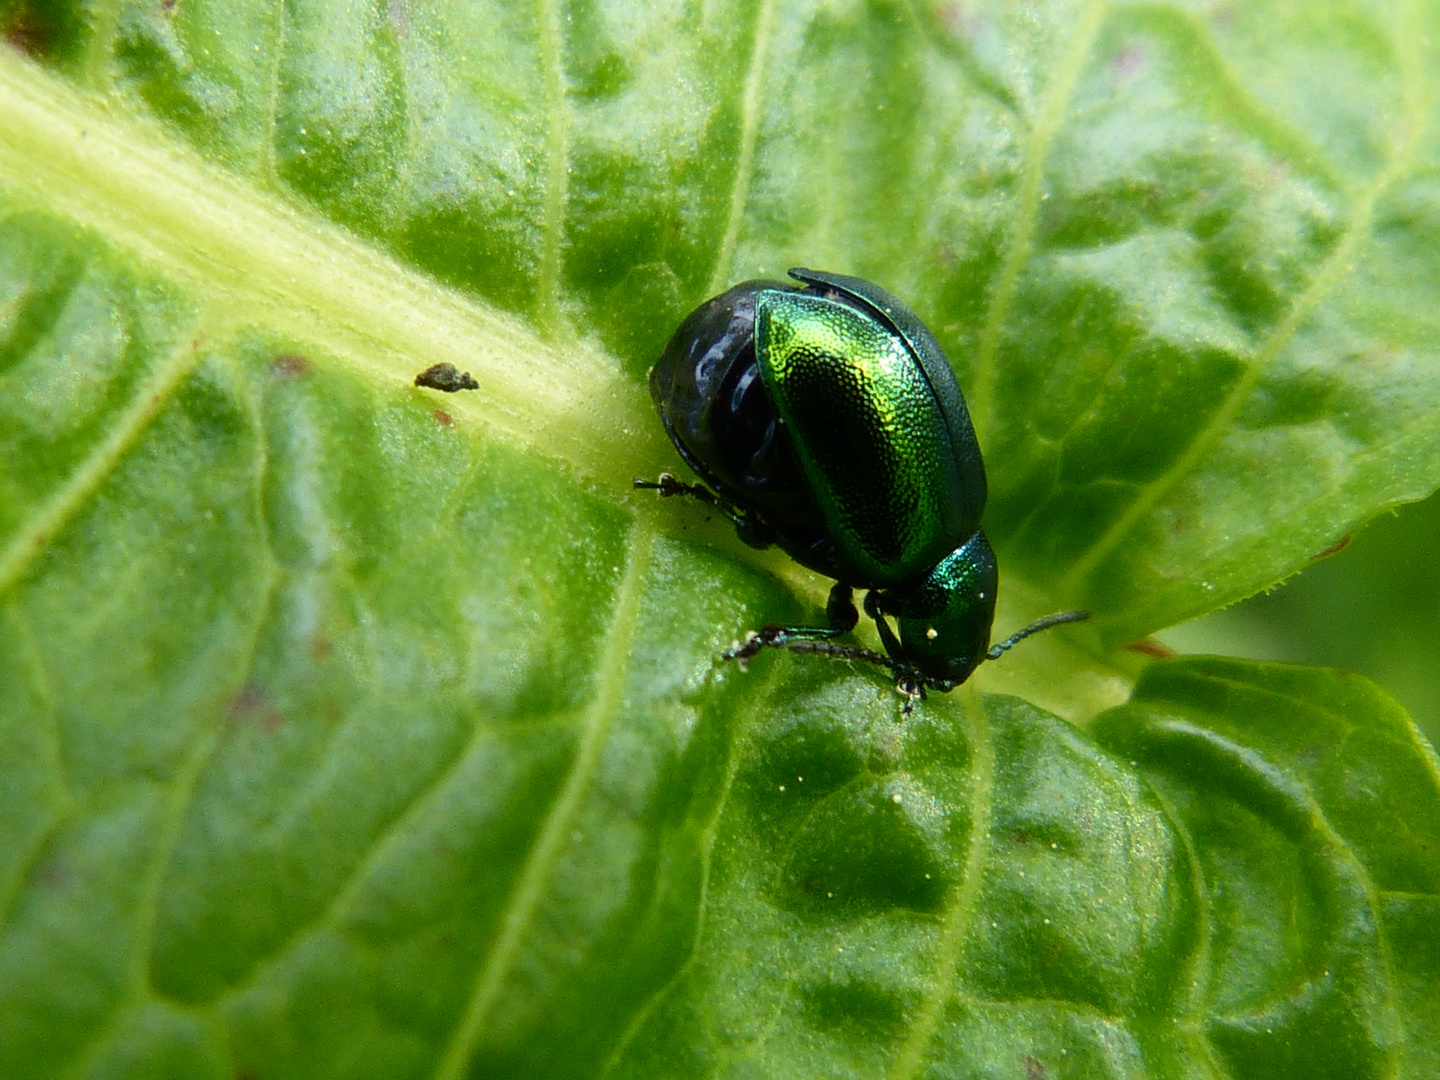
{"left": 537, "top": 0, "right": 571, "bottom": 334}
{"left": 707, "top": 0, "right": 775, "bottom": 296}
{"left": 0, "top": 324, "right": 208, "bottom": 599}
{"left": 969, "top": 0, "right": 1107, "bottom": 434}
{"left": 432, "top": 521, "right": 652, "bottom": 1080}
{"left": 0, "top": 54, "right": 664, "bottom": 481}
{"left": 1058, "top": 1, "right": 1426, "bottom": 597}
{"left": 888, "top": 686, "right": 994, "bottom": 1079}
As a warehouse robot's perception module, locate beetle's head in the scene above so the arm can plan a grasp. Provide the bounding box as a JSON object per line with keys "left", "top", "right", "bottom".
{"left": 890, "top": 531, "right": 998, "bottom": 687}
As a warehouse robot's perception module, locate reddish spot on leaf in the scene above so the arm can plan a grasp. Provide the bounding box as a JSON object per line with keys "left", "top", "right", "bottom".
{"left": 2, "top": 3, "right": 54, "bottom": 56}
{"left": 311, "top": 634, "right": 333, "bottom": 659}
{"left": 936, "top": 1, "right": 986, "bottom": 40}
{"left": 1311, "top": 534, "right": 1353, "bottom": 561}
{"left": 1112, "top": 43, "right": 1145, "bottom": 80}
{"left": 1024, "top": 1055, "right": 1048, "bottom": 1080}
{"left": 40, "top": 855, "right": 71, "bottom": 889}
{"left": 271, "top": 354, "right": 313, "bottom": 378}
{"left": 433, "top": 409, "right": 454, "bottom": 427}
{"left": 228, "top": 682, "right": 284, "bottom": 733}
{"left": 1127, "top": 638, "right": 1177, "bottom": 659}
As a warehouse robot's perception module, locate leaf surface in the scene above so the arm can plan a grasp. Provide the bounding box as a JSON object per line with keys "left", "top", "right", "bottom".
{"left": 2, "top": 0, "right": 1440, "bottom": 1076}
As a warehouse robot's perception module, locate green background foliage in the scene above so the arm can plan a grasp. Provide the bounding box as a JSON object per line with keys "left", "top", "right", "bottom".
{"left": 1, "top": 0, "right": 1439, "bottom": 1077}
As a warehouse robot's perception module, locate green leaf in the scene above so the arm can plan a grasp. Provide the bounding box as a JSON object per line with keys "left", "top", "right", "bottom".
{"left": 1091, "top": 659, "right": 1440, "bottom": 1080}
{"left": 3, "top": 0, "right": 1440, "bottom": 1076}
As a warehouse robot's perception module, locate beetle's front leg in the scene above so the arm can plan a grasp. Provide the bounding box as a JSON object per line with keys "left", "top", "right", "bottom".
{"left": 863, "top": 590, "right": 905, "bottom": 661}
{"left": 724, "top": 583, "right": 867, "bottom": 667}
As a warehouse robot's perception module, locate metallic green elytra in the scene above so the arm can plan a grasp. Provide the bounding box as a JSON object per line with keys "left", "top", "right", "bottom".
{"left": 638, "top": 268, "right": 1086, "bottom": 711}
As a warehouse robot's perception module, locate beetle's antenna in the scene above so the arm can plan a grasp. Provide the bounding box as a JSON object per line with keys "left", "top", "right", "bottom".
{"left": 987, "top": 609, "right": 1090, "bottom": 661}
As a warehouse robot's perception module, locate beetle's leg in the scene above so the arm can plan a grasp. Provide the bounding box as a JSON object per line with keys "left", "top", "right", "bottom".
{"left": 755, "top": 637, "right": 899, "bottom": 675}
{"left": 724, "top": 583, "right": 866, "bottom": 667}
{"left": 633, "top": 471, "right": 725, "bottom": 505}
{"left": 633, "top": 473, "right": 775, "bottom": 549}
{"left": 863, "top": 592, "right": 934, "bottom": 714}
{"left": 862, "top": 590, "right": 906, "bottom": 661}
{"left": 897, "top": 676, "right": 926, "bottom": 717}
{"left": 826, "top": 583, "right": 859, "bottom": 633}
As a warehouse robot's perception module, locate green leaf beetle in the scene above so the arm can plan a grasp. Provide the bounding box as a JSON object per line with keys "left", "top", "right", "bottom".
{"left": 638, "top": 268, "right": 1088, "bottom": 711}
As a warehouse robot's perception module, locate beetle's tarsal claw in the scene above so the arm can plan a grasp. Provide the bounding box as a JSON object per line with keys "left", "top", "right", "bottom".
{"left": 894, "top": 673, "right": 924, "bottom": 717}
{"left": 634, "top": 472, "right": 689, "bottom": 496}
{"left": 722, "top": 627, "right": 781, "bottom": 665}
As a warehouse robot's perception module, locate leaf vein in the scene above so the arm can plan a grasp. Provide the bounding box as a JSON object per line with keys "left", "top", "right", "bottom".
{"left": 537, "top": 0, "right": 571, "bottom": 333}
{"left": 431, "top": 521, "right": 653, "bottom": 1080}
{"left": 888, "top": 687, "right": 995, "bottom": 1080}
{"left": 598, "top": 667, "right": 778, "bottom": 1076}
{"left": 708, "top": 0, "right": 777, "bottom": 296}
{"left": 0, "top": 326, "right": 207, "bottom": 602}
{"left": 0, "top": 603, "right": 74, "bottom": 938}
{"left": 260, "top": 0, "right": 289, "bottom": 186}
{"left": 1059, "top": 0, "right": 1428, "bottom": 599}
{"left": 58, "top": 712, "right": 226, "bottom": 1080}
{"left": 970, "top": 0, "right": 1109, "bottom": 433}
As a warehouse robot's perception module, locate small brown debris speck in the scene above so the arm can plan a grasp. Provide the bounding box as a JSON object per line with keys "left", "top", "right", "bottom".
{"left": 433, "top": 410, "right": 453, "bottom": 427}
{"left": 414, "top": 363, "right": 479, "bottom": 393}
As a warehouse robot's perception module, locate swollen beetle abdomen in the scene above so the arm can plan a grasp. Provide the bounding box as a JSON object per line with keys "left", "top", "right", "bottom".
{"left": 649, "top": 280, "right": 834, "bottom": 573}
{"left": 649, "top": 282, "right": 785, "bottom": 494}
